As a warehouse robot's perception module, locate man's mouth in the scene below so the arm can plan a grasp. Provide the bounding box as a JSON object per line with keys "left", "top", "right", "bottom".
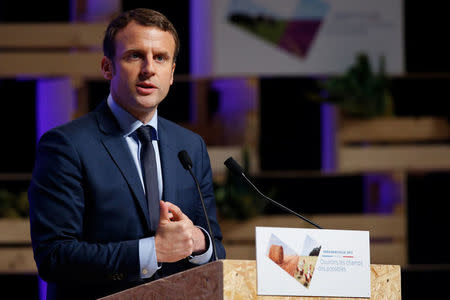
{"left": 136, "top": 82, "right": 157, "bottom": 95}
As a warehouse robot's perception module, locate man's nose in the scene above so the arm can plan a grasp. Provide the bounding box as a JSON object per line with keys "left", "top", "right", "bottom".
{"left": 141, "top": 58, "right": 155, "bottom": 76}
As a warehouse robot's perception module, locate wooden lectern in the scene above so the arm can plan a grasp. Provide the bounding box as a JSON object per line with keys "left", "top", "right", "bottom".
{"left": 100, "top": 260, "right": 401, "bottom": 299}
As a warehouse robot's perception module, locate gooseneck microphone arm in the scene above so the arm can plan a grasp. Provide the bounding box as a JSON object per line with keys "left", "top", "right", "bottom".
{"left": 224, "top": 157, "right": 322, "bottom": 229}
{"left": 178, "top": 150, "right": 218, "bottom": 261}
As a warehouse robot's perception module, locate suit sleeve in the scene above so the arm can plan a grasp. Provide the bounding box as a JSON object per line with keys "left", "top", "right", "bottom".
{"left": 28, "top": 129, "right": 140, "bottom": 284}
{"left": 194, "top": 136, "right": 226, "bottom": 260}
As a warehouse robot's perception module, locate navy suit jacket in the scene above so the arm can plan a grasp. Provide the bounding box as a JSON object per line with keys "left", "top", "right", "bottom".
{"left": 28, "top": 101, "right": 225, "bottom": 299}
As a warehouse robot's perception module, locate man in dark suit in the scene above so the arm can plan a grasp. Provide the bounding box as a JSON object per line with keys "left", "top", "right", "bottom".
{"left": 28, "top": 8, "right": 225, "bottom": 299}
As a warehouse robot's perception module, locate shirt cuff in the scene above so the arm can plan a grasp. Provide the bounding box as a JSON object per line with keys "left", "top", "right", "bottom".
{"left": 189, "top": 226, "right": 213, "bottom": 265}
{"left": 139, "top": 237, "right": 161, "bottom": 278}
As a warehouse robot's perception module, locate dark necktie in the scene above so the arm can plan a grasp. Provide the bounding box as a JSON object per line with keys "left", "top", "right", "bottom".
{"left": 136, "top": 125, "right": 160, "bottom": 233}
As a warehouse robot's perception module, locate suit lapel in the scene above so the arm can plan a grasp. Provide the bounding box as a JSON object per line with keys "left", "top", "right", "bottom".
{"left": 158, "top": 119, "right": 178, "bottom": 204}
{"left": 95, "top": 102, "right": 151, "bottom": 230}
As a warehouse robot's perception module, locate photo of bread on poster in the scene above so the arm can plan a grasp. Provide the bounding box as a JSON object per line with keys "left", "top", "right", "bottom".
{"left": 266, "top": 234, "right": 321, "bottom": 288}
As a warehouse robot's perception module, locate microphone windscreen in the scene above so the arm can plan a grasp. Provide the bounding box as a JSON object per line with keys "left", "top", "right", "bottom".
{"left": 178, "top": 150, "right": 193, "bottom": 170}
{"left": 224, "top": 157, "right": 244, "bottom": 176}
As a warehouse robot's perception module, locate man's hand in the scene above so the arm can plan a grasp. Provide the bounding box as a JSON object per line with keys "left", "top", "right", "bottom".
{"left": 155, "top": 201, "right": 206, "bottom": 263}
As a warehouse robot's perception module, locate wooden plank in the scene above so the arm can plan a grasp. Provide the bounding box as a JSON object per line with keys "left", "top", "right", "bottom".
{"left": 339, "top": 117, "right": 450, "bottom": 143}
{"left": 0, "top": 248, "right": 36, "bottom": 274}
{"left": 223, "top": 244, "right": 255, "bottom": 260}
{"left": 0, "top": 23, "right": 106, "bottom": 48}
{"left": 0, "top": 52, "right": 103, "bottom": 78}
{"left": 339, "top": 144, "right": 450, "bottom": 171}
{"left": 309, "top": 214, "right": 406, "bottom": 239}
{"left": 0, "top": 219, "right": 35, "bottom": 273}
{"left": 371, "top": 243, "right": 407, "bottom": 266}
{"left": 0, "top": 219, "right": 30, "bottom": 243}
{"left": 220, "top": 214, "right": 405, "bottom": 240}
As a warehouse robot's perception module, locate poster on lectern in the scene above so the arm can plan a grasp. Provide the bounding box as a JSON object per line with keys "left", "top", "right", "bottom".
{"left": 212, "top": 0, "right": 404, "bottom": 75}
{"left": 255, "top": 227, "right": 370, "bottom": 298}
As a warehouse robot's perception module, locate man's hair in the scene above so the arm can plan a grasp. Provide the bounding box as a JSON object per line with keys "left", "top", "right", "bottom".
{"left": 103, "top": 8, "right": 180, "bottom": 62}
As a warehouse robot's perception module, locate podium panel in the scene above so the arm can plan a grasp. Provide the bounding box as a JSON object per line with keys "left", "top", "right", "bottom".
{"left": 101, "top": 260, "right": 401, "bottom": 299}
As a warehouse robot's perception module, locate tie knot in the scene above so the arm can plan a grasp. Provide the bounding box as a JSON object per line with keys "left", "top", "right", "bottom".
{"left": 136, "top": 125, "right": 156, "bottom": 144}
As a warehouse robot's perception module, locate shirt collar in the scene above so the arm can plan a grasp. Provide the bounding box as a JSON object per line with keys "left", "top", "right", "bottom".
{"left": 107, "top": 94, "right": 159, "bottom": 140}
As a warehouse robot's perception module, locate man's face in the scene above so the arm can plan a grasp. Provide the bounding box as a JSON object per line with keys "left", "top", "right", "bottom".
{"left": 102, "top": 21, "right": 176, "bottom": 123}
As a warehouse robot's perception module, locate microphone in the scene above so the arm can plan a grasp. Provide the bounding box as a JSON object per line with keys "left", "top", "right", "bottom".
{"left": 178, "top": 150, "right": 218, "bottom": 261}
{"left": 178, "top": 150, "right": 193, "bottom": 169}
{"left": 224, "top": 157, "right": 322, "bottom": 229}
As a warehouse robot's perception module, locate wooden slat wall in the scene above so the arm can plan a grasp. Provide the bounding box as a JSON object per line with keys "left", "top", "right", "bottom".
{"left": 336, "top": 116, "right": 450, "bottom": 172}
{"left": 0, "top": 23, "right": 106, "bottom": 78}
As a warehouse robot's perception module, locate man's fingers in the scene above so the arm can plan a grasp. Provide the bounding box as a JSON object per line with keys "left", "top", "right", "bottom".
{"left": 165, "top": 201, "right": 187, "bottom": 221}
{"left": 159, "top": 200, "right": 171, "bottom": 222}
{"left": 155, "top": 216, "right": 196, "bottom": 262}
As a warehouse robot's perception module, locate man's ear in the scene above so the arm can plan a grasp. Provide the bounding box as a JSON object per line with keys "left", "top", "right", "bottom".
{"left": 170, "top": 63, "right": 176, "bottom": 85}
{"left": 101, "top": 56, "right": 114, "bottom": 80}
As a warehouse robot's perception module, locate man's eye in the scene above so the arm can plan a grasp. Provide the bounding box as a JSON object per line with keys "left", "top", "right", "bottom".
{"left": 128, "top": 53, "right": 141, "bottom": 59}
{"left": 155, "top": 55, "right": 165, "bottom": 62}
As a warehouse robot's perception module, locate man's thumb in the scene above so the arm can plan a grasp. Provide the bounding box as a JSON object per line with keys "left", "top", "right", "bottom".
{"left": 159, "top": 200, "right": 171, "bottom": 222}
